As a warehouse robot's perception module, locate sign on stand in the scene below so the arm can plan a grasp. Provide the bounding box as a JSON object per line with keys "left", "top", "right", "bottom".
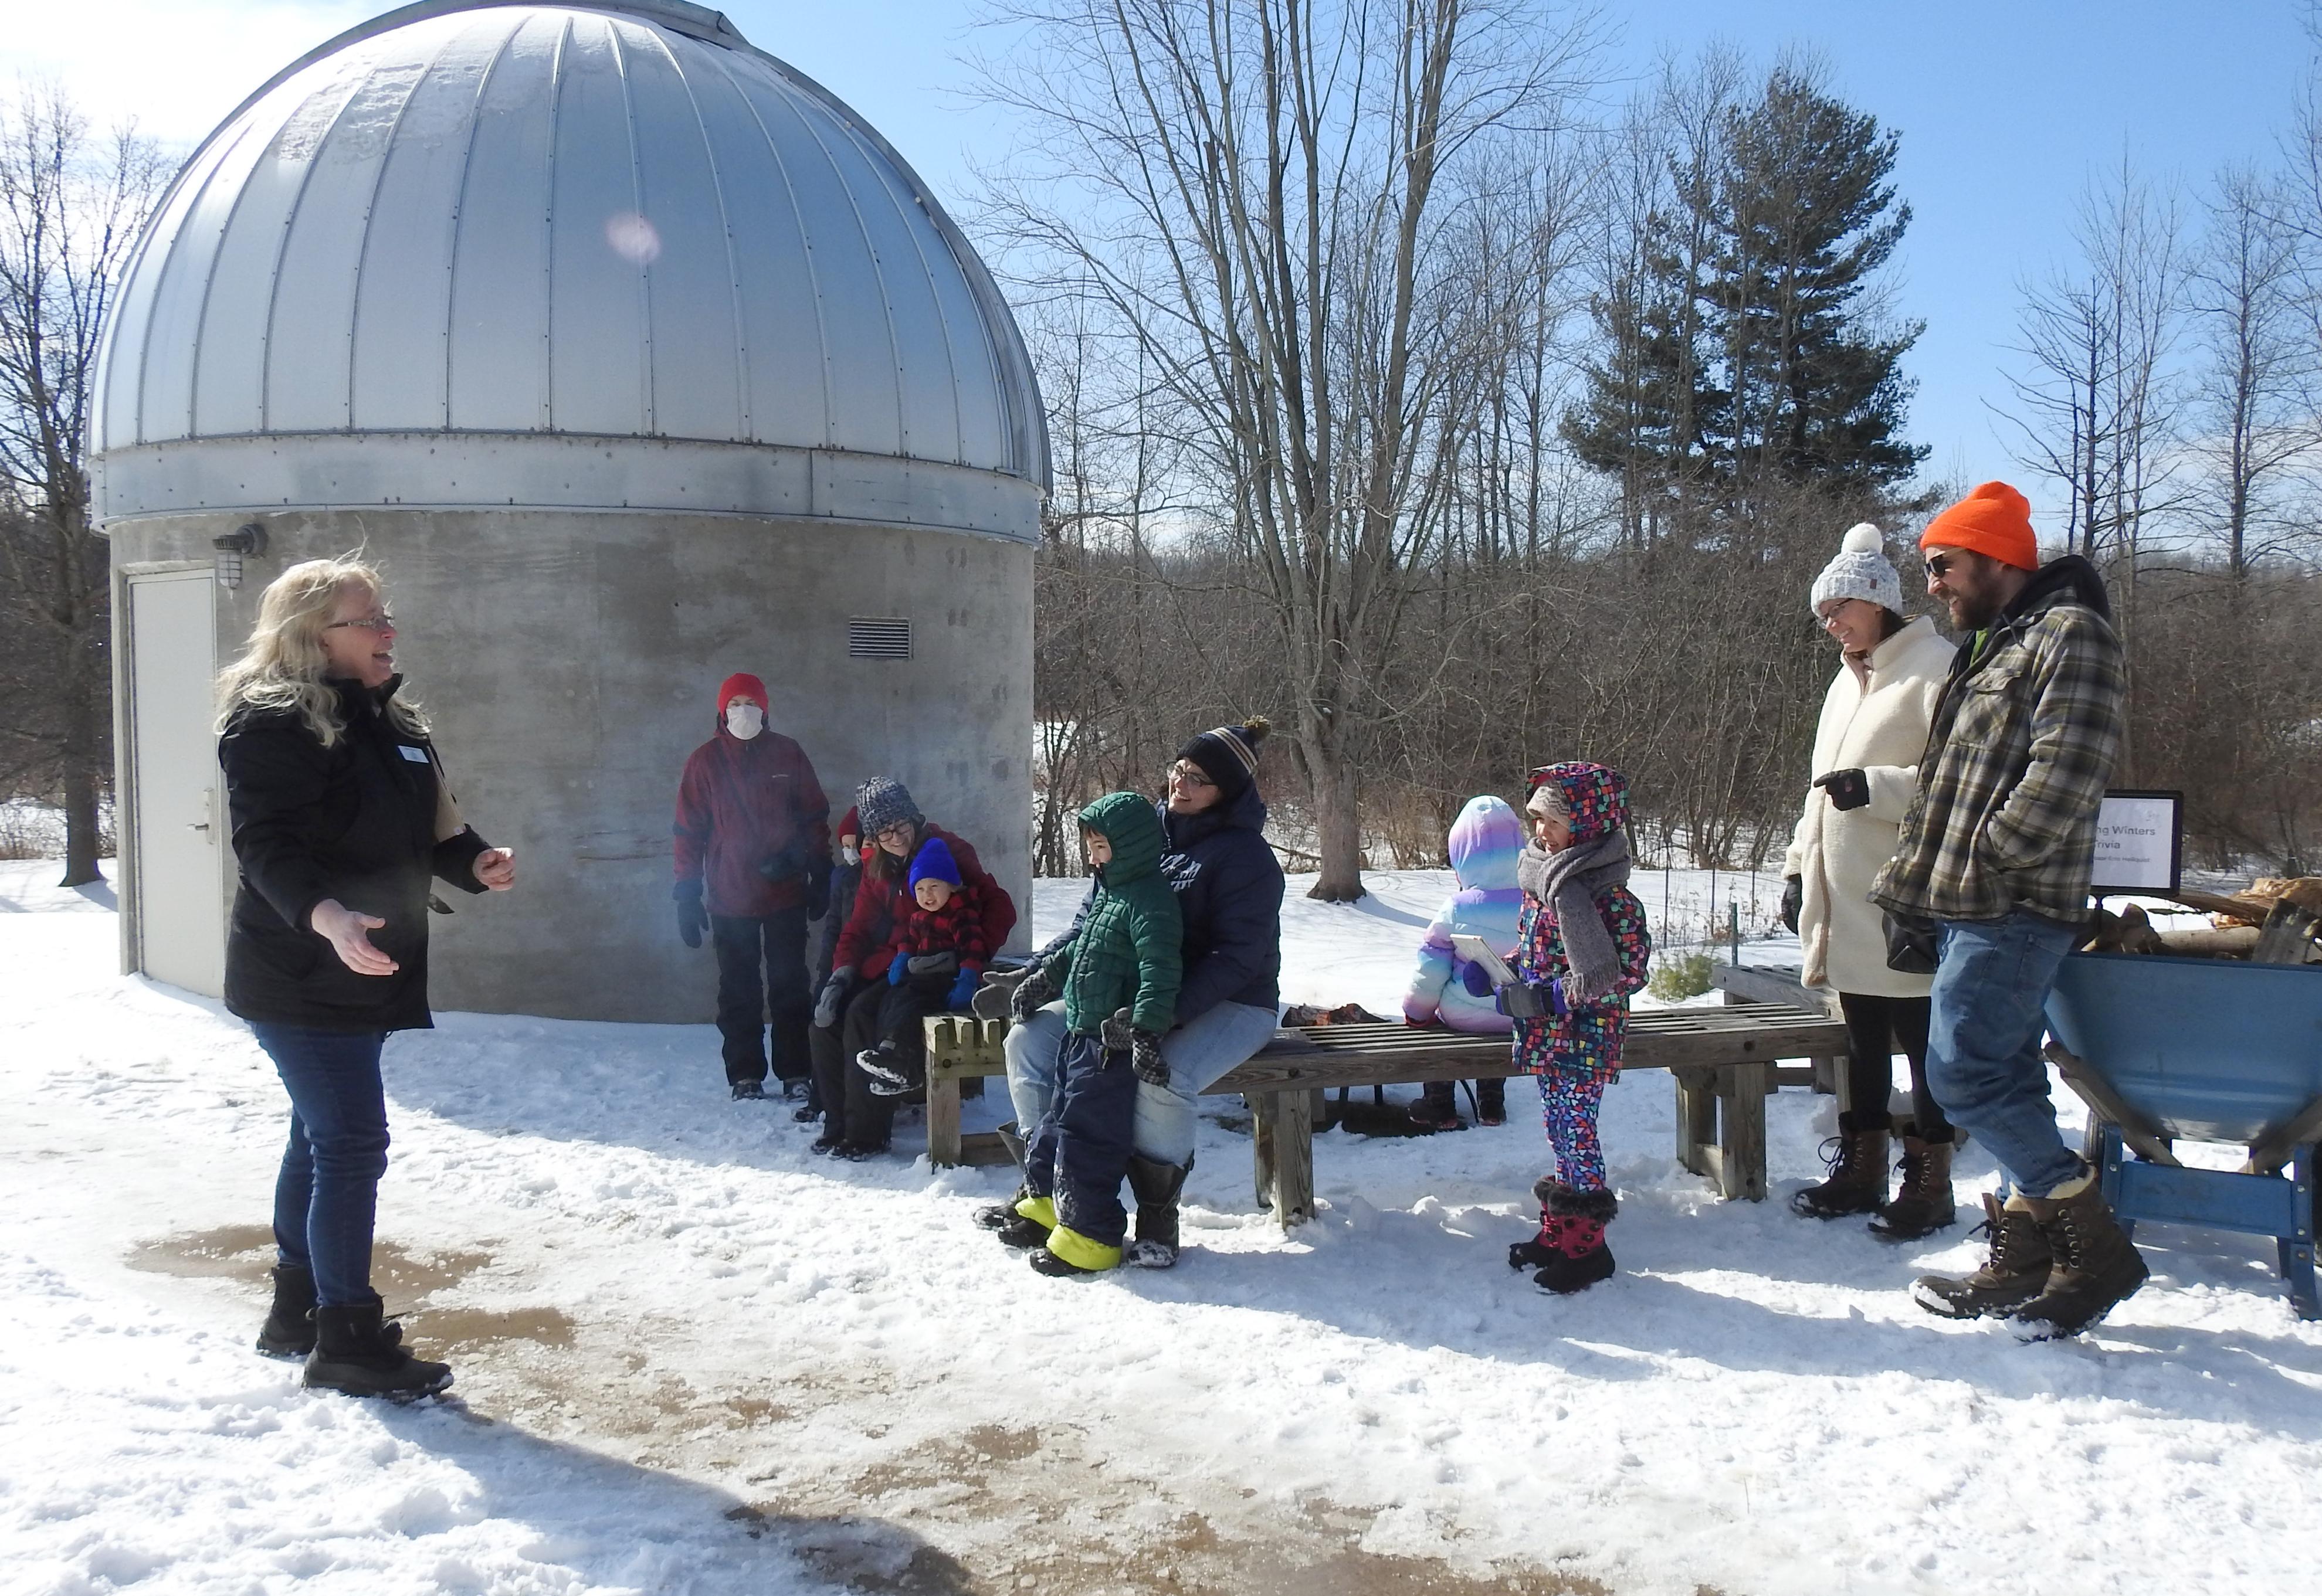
{"left": 2091, "top": 790, "right": 2183, "bottom": 895}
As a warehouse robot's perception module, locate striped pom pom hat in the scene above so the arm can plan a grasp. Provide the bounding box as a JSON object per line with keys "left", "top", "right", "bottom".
{"left": 1175, "top": 716, "right": 1270, "bottom": 802}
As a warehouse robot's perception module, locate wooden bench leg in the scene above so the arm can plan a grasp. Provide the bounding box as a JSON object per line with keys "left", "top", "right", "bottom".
{"left": 926, "top": 1069, "right": 964, "bottom": 1167}
{"left": 1721, "top": 1059, "right": 1769, "bottom": 1201}
{"left": 1248, "top": 1089, "right": 1315, "bottom": 1228}
{"left": 1673, "top": 1067, "right": 1715, "bottom": 1180}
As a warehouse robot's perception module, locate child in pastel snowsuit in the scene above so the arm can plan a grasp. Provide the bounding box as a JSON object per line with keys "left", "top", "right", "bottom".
{"left": 1473, "top": 762, "right": 1652, "bottom": 1293}
{"left": 856, "top": 836, "right": 988, "bottom": 1098}
{"left": 1009, "top": 792, "right": 1181, "bottom": 1276}
{"left": 1401, "top": 795, "right": 1526, "bottom": 1129}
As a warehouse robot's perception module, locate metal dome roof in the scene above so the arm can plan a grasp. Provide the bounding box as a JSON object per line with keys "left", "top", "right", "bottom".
{"left": 90, "top": 1, "right": 1048, "bottom": 539}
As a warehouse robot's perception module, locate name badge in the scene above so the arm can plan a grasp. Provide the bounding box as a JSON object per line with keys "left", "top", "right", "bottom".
{"left": 399, "top": 745, "right": 430, "bottom": 764}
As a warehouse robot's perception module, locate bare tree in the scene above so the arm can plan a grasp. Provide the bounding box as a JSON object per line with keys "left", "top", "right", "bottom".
{"left": 0, "top": 80, "right": 164, "bottom": 885}
{"left": 977, "top": 0, "right": 1601, "bottom": 899}
{"left": 1996, "top": 156, "right": 2186, "bottom": 608}
{"left": 2185, "top": 162, "right": 2314, "bottom": 579}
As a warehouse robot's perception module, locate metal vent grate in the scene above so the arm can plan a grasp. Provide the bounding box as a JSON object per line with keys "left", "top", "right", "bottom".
{"left": 847, "top": 616, "right": 913, "bottom": 660}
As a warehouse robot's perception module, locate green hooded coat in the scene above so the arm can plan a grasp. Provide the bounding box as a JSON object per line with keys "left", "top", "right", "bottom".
{"left": 1040, "top": 791, "right": 1182, "bottom": 1037}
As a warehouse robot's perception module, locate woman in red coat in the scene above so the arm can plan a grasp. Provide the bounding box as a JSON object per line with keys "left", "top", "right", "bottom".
{"left": 809, "top": 776, "right": 1016, "bottom": 1156}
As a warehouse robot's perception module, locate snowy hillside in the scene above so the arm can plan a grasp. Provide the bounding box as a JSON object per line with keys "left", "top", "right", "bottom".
{"left": 2, "top": 858, "right": 2316, "bottom": 1595}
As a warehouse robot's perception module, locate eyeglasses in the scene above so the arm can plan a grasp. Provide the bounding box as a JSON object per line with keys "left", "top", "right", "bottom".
{"left": 324, "top": 613, "right": 395, "bottom": 633}
{"left": 1168, "top": 761, "right": 1216, "bottom": 790}
{"left": 1924, "top": 553, "right": 1963, "bottom": 580}
{"left": 874, "top": 821, "right": 917, "bottom": 843}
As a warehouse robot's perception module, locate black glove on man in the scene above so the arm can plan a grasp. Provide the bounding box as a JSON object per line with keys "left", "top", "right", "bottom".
{"left": 1780, "top": 875, "right": 1802, "bottom": 935}
{"left": 1812, "top": 768, "right": 1870, "bottom": 811}
{"left": 1009, "top": 966, "right": 1059, "bottom": 1023}
{"left": 805, "top": 858, "right": 833, "bottom": 922}
{"left": 674, "top": 880, "right": 707, "bottom": 949}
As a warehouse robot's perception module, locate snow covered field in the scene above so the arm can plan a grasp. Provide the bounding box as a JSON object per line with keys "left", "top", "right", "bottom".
{"left": 4, "top": 857, "right": 2318, "bottom": 1595}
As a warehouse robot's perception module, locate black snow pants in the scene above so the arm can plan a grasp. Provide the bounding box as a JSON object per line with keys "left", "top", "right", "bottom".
{"left": 1025, "top": 1033, "right": 1138, "bottom": 1250}
{"left": 711, "top": 908, "right": 811, "bottom": 1089}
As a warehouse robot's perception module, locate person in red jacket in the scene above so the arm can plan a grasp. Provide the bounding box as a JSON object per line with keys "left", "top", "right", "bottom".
{"left": 809, "top": 776, "right": 1016, "bottom": 1155}
{"left": 673, "top": 673, "right": 831, "bottom": 1101}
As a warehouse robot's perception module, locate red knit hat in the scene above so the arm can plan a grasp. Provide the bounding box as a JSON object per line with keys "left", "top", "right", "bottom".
{"left": 717, "top": 673, "right": 768, "bottom": 717}
{"left": 1920, "top": 481, "right": 2039, "bottom": 571}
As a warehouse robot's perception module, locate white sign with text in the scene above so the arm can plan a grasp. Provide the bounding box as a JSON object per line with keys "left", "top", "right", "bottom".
{"left": 2091, "top": 792, "right": 2181, "bottom": 894}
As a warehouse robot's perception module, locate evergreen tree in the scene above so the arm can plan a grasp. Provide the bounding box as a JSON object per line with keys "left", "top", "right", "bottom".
{"left": 1566, "top": 66, "right": 1928, "bottom": 530}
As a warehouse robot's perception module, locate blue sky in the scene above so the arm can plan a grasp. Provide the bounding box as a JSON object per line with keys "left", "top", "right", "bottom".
{"left": 13, "top": 0, "right": 2310, "bottom": 517}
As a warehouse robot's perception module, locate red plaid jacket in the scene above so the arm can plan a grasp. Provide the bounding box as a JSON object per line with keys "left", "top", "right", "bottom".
{"left": 894, "top": 888, "right": 991, "bottom": 972}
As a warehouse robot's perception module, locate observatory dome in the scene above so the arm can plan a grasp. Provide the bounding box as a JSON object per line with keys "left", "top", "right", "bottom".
{"left": 91, "top": 0, "right": 1047, "bottom": 538}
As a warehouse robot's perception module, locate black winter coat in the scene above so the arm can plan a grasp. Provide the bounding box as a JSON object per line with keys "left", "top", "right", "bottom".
{"left": 1160, "top": 787, "right": 1283, "bottom": 1022}
{"left": 218, "top": 677, "right": 490, "bottom": 1031}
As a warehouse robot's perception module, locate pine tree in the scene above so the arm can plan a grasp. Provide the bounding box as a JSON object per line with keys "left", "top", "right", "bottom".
{"left": 1565, "top": 66, "right": 1928, "bottom": 532}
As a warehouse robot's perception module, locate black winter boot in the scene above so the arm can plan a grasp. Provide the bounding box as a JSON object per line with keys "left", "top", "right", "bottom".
{"left": 974, "top": 1122, "right": 1034, "bottom": 1230}
{"left": 1870, "top": 1136, "right": 1958, "bottom": 1241}
{"left": 1124, "top": 1153, "right": 1191, "bottom": 1268}
{"left": 1911, "top": 1193, "right": 2053, "bottom": 1319}
{"left": 2009, "top": 1171, "right": 2148, "bottom": 1339}
{"left": 1533, "top": 1186, "right": 1618, "bottom": 1295}
{"left": 1790, "top": 1112, "right": 1889, "bottom": 1219}
{"left": 255, "top": 1264, "right": 317, "bottom": 1357}
{"left": 304, "top": 1299, "right": 452, "bottom": 1400}
{"left": 1508, "top": 1176, "right": 1568, "bottom": 1271}
{"left": 1475, "top": 1078, "right": 1507, "bottom": 1126}
{"left": 1407, "top": 1081, "right": 1465, "bottom": 1132}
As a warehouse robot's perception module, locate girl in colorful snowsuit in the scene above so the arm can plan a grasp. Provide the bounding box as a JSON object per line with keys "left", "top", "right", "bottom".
{"left": 1401, "top": 794, "right": 1526, "bottom": 1128}
{"left": 1479, "top": 762, "right": 1652, "bottom": 1293}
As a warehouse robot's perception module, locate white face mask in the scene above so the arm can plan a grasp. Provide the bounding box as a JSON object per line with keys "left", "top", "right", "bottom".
{"left": 726, "top": 703, "right": 764, "bottom": 741}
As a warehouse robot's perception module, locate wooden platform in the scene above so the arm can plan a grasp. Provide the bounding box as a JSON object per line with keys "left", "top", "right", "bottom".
{"left": 924, "top": 1002, "right": 1852, "bottom": 1227}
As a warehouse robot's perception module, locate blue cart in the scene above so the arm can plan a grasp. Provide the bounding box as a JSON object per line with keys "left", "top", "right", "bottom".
{"left": 2044, "top": 952, "right": 2322, "bottom": 1320}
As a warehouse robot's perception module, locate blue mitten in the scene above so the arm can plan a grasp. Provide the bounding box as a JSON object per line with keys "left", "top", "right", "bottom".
{"left": 886, "top": 957, "right": 907, "bottom": 986}
{"left": 1547, "top": 978, "right": 1570, "bottom": 1018}
{"left": 946, "top": 967, "right": 979, "bottom": 1009}
{"left": 1459, "top": 959, "right": 1494, "bottom": 998}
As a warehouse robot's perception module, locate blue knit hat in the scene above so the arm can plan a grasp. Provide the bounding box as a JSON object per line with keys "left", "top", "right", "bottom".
{"left": 908, "top": 836, "right": 961, "bottom": 890}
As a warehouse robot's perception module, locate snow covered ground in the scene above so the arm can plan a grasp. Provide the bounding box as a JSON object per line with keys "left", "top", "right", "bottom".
{"left": 4, "top": 857, "right": 2318, "bottom": 1595}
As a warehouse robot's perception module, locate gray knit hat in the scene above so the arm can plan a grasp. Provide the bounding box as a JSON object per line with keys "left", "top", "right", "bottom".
{"left": 855, "top": 776, "right": 923, "bottom": 839}
{"left": 1810, "top": 523, "right": 1903, "bottom": 616}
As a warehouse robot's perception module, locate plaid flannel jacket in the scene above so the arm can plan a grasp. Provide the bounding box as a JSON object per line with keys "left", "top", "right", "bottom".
{"left": 1871, "top": 558, "right": 2125, "bottom": 926}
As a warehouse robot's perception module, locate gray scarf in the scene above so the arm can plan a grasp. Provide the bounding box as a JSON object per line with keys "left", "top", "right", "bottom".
{"left": 1516, "top": 828, "right": 1633, "bottom": 1004}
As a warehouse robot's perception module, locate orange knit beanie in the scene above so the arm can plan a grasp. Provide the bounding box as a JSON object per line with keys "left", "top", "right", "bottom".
{"left": 1920, "top": 481, "right": 2039, "bottom": 571}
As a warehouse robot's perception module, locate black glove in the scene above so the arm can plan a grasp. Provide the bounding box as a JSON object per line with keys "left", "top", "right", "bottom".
{"left": 1009, "top": 966, "right": 1059, "bottom": 1023}
{"left": 805, "top": 858, "right": 833, "bottom": 921}
{"left": 1130, "top": 1030, "right": 1168, "bottom": 1086}
{"left": 674, "top": 880, "right": 707, "bottom": 949}
{"left": 1812, "top": 769, "right": 1870, "bottom": 811}
{"left": 1780, "top": 875, "right": 1802, "bottom": 935}
{"left": 756, "top": 841, "right": 805, "bottom": 882}
{"left": 813, "top": 972, "right": 849, "bottom": 1030}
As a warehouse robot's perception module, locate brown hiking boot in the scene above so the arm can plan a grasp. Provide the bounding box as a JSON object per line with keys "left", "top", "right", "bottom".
{"left": 2009, "top": 1174, "right": 2149, "bottom": 1339}
{"left": 1910, "top": 1193, "right": 2052, "bottom": 1319}
{"left": 1789, "top": 1116, "right": 1888, "bottom": 1219}
{"left": 1870, "top": 1137, "right": 1958, "bottom": 1241}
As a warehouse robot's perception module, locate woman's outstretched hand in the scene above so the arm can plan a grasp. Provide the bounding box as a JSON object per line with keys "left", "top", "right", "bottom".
{"left": 473, "top": 847, "right": 517, "bottom": 890}
{"left": 310, "top": 899, "right": 398, "bottom": 976}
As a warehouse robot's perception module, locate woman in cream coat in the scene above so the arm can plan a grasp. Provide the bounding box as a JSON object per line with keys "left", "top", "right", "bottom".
{"left": 1782, "top": 524, "right": 1961, "bottom": 1238}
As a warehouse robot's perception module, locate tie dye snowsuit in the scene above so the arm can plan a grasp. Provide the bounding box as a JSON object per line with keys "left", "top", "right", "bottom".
{"left": 1513, "top": 763, "right": 1652, "bottom": 1193}
{"left": 1401, "top": 795, "right": 1526, "bottom": 1034}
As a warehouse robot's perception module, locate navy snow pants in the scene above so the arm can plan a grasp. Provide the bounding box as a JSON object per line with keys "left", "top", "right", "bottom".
{"left": 1025, "top": 1033, "right": 1137, "bottom": 1249}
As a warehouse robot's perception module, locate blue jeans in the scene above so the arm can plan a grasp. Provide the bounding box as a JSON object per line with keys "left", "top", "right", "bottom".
{"left": 1925, "top": 912, "right": 2083, "bottom": 1196}
{"left": 252, "top": 1024, "right": 390, "bottom": 1309}
{"left": 1005, "top": 1000, "right": 1280, "bottom": 1167}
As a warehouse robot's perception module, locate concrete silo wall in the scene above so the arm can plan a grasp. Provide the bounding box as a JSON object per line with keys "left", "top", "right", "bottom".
{"left": 109, "top": 510, "right": 1033, "bottom": 1024}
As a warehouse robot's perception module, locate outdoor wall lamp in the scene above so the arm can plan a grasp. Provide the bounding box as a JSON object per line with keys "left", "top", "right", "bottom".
{"left": 211, "top": 522, "right": 268, "bottom": 589}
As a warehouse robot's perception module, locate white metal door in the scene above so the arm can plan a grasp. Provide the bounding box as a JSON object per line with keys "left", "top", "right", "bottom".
{"left": 128, "top": 572, "right": 225, "bottom": 994}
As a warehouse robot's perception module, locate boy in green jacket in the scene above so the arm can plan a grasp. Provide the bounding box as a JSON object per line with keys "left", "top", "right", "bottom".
{"left": 1011, "top": 792, "right": 1182, "bottom": 1275}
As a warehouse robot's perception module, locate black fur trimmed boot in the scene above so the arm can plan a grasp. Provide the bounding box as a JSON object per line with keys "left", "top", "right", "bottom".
{"left": 255, "top": 1264, "right": 316, "bottom": 1357}
{"left": 974, "top": 1121, "right": 1035, "bottom": 1231}
{"left": 1124, "top": 1153, "right": 1191, "bottom": 1268}
{"left": 1509, "top": 1176, "right": 1568, "bottom": 1271}
{"left": 304, "top": 1299, "right": 452, "bottom": 1401}
{"left": 1533, "top": 1185, "right": 1618, "bottom": 1295}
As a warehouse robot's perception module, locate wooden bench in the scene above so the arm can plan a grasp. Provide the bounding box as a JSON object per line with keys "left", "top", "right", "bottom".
{"left": 1710, "top": 963, "right": 1846, "bottom": 1102}
{"left": 923, "top": 1002, "right": 1852, "bottom": 1227}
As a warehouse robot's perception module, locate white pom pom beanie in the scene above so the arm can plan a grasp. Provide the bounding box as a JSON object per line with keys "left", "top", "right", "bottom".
{"left": 1809, "top": 522, "right": 1903, "bottom": 616}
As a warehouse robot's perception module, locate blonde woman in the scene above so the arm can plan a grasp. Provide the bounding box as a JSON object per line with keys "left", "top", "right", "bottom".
{"left": 217, "top": 558, "right": 514, "bottom": 1398}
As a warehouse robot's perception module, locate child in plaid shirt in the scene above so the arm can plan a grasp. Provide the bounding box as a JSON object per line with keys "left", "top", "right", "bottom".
{"left": 856, "top": 837, "right": 988, "bottom": 1098}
